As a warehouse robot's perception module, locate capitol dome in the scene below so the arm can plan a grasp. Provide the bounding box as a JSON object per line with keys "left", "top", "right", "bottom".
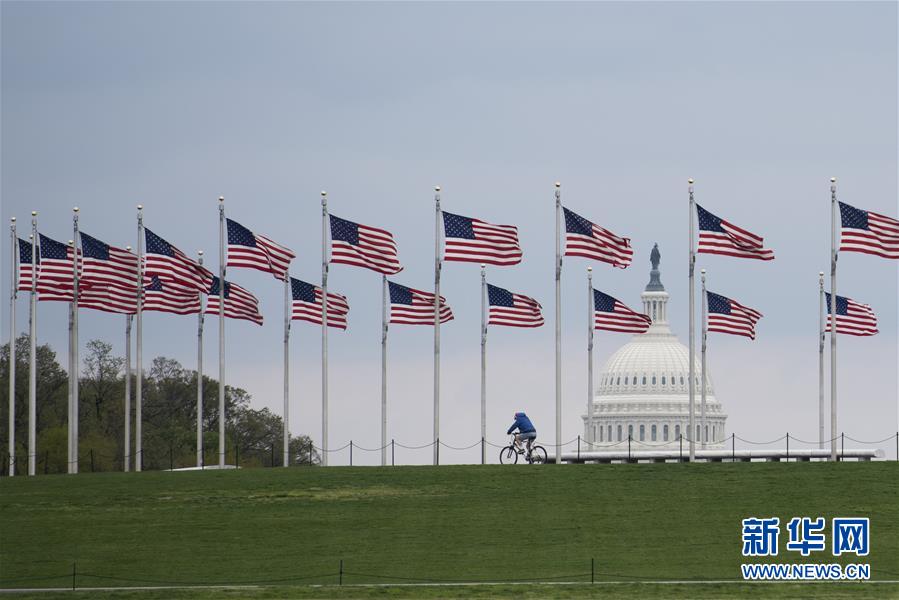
{"left": 584, "top": 244, "right": 727, "bottom": 449}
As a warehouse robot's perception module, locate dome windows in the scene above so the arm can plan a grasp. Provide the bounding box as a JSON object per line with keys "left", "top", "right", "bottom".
{"left": 651, "top": 376, "right": 656, "bottom": 385}
{"left": 639, "top": 425, "right": 645, "bottom": 441}
{"left": 642, "top": 375, "right": 647, "bottom": 385}
{"left": 663, "top": 424, "right": 669, "bottom": 441}
{"left": 661, "top": 376, "right": 666, "bottom": 385}
{"left": 651, "top": 425, "right": 657, "bottom": 441}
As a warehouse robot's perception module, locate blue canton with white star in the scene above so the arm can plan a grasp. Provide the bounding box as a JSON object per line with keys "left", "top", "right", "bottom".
{"left": 442, "top": 212, "right": 475, "bottom": 239}
{"left": 80, "top": 232, "right": 109, "bottom": 260}
{"left": 592, "top": 289, "right": 618, "bottom": 313}
{"left": 290, "top": 278, "right": 317, "bottom": 302}
{"left": 227, "top": 218, "right": 258, "bottom": 248}
{"left": 208, "top": 276, "right": 231, "bottom": 298}
{"left": 824, "top": 293, "right": 849, "bottom": 315}
{"left": 144, "top": 229, "right": 175, "bottom": 257}
{"left": 329, "top": 215, "right": 359, "bottom": 245}
{"left": 696, "top": 204, "right": 725, "bottom": 232}
{"left": 487, "top": 284, "right": 514, "bottom": 307}
{"left": 388, "top": 281, "right": 414, "bottom": 305}
{"left": 18, "top": 238, "right": 36, "bottom": 264}
{"left": 707, "top": 292, "right": 731, "bottom": 314}
{"left": 39, "top": 235, "right": 68, "bottom": 260}
{"left": 839, "top": 202, "right": 869, "bottom": 231}
{"left": 563, "top": 207, "right": 593, "bottom": 236}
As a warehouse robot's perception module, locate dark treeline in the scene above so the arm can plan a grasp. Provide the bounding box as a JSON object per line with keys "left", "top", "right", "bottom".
{"left": 0, "top": 335, "right": 319, "bottom": 474}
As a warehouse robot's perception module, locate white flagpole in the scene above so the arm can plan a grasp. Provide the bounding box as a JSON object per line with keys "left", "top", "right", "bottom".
{"left": 218, "top": 197, "right": 226, "bottom": 468}
{"left": 135, "top": 205, "right": 144, "bottom": 472}
{"left": 700, "top": 268, "right": 707, "bottom": 450}
{"left": 283, "top": 273, "right": 290, "bottom": 467}
{"left": 124, "top": 311, "right": 132, "bottom": 472}
{"left": 8, "top": 218, "right": 17, "bottom": 477}
{"left": 829, "top": 177, "right": 838, "bottom": 461}
{"left": 433, "top": 185, "right": 441, "bottom": 465}
{"left": 124, "top": 245, "right": 134, "bottom": 472}
{"left": 197, "top": 250, "right": 205, "bottom": 468}
{"left": 321, "top": 191, "right": 329, "bottom": 467}
{"left": 818, "top": 271, "right": 825, "bottom": 450}
{"left": 67, "top": 239, "right": 75, "bottom": 474}
{"left": 381, "top": 274, "right": 388, "bottom": 467}
{"left": 554, "top": 182, "right": 562, "bottom": 464}
{"left": 71, "top": 208, "right": 81, "bottom": 474}
{"left": 688, "top": 178, "right": 696, "bottom": 462}
{"left": 587, "top": 266, "right": 594, "bottom": 445}
{"left": 480, "top": 264, "right": 486, "bottom": 465}
{"left": 28, "top": 215, "right": 37, "bottom": 476}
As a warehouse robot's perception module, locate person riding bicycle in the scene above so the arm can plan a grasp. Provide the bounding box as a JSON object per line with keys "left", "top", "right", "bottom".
{"left": 507, "top": 412, "right": 537, "bottom": 455}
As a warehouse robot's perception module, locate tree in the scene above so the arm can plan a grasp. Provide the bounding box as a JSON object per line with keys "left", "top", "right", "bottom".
{"left": 81, "top": 339, "right": 124, "bottom": 425}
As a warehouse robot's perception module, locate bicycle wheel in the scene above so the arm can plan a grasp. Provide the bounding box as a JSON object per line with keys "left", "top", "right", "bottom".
{"left": 529, "top": 446, "right": 548, "bottom": 464}
{"left": 499, "top": 445, "right": 519, "bottom": 464}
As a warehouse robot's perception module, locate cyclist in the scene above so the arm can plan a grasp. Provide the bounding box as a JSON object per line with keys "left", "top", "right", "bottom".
{"left": 507, "top": 412, "right": 537, "bottom": 455}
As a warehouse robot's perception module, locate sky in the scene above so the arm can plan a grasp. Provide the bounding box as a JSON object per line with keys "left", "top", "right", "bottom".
{"left": 1, "top": 1, "right": 896, "bottom": 464}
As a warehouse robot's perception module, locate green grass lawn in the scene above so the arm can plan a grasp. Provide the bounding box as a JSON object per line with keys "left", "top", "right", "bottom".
{"left": 2, "top": 463, "right": 897, "bottom": 598}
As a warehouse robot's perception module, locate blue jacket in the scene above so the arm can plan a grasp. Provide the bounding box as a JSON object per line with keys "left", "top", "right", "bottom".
{"left": 507, "top": 412, "right": 536, "bottom": 435}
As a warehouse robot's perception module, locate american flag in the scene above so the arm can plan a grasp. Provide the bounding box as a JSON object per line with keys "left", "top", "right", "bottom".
{"left": 17, "top": 238, "right": 37, "bottom": 292}
{"left": 80, "top": 232, "right": 139, "bottom": 291}
{"left": 205, "top": 276, "right": 263, "bottom": 325}
{"left": 388, "top": 281, "right": 453, "bottom": 325}
{"left": 78, "top": 286, "right": 137, "bottom": 315}
{"left": 696, "top": 204, "right": 775, "bottom": 261}
{"left": 329, "top": 214, "right": 402, "bottom": 275}
{"left": 143, "top": 275, "right": 201, "bottom": 315}
{"left": 442, "top": 212, "right": 522, "bottom": 266}
{"left": 144, "top": 228, "right": 213, "bottom": 293}
{"left": 36, "top": 234, "right": 78, "bottom": 297}
{"left": 226, "top": 218, "right": 296, "bottom": 280}
{"left": 563, "top": 207, "right": 633, "bottom": 268}
{"left": 706, "top": 291, "right": 763, "bottom": 340}
{"left": 487, "top": 284, "right": 544, "bottom": 328}
{"left": 592, "top": 289, "right": 652, "bottom": 333}
{"left": 290, "top": 277, "right": 349, "bottom": 330}
{"left": 838, "top": 202, "right": 899, "bottom": 260}
{"left": 825, "top": 293, "right": 878, "bottom": 337}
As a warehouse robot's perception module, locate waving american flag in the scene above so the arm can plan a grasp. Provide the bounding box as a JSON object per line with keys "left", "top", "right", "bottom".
{"left": 838, "top": 202, "right": 899, "bottom": 260}
{"left": 205, "top": 276, "right": 263, "bottom": 325}
{"left": 592, "top": 289, "right": 651, "bottom": 333}
{"left": 329, "top": 214, "right": 402, "bottom": 275}
{"left": 706, "top": 291, "right": 763, "bottom": 340}
{"left": 226, "top": 218, "right": 295, "bottom": 280}
{"left": 563, "top": 207, "right": 632, "bottom": 268}
{"left": 487, "top": 284, "right": 544, "bottom": 328}
{"left": 388, "top": 281, "right": 453, "bottom": 325}
{"left": 144, "top": 228, "right": 213, "bottom": 293}
{"left": 143, "top": 275, "right": 201, "bottom": 315}
{"left": 443, "top": 212, "right": 522, "bottom": 266}
{"left": 80, "top": 232, "right": 139, "bottom": 291}
{"left": 825, "top": 293, "right": 878, "bottom": 337}
{"left": 290, "top": 278, "right": 349, "bottom": 330}
{"left": 696, "top": 204, "right": 775, "bottom": 261}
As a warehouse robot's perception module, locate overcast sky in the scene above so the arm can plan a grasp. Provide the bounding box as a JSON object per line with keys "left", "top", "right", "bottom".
{"left": 2, "top": 2, "right": 896, "bottom": 464}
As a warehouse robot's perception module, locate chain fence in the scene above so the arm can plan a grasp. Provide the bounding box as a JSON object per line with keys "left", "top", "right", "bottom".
{"left": 1, "top": 430, "right": 897, "bottom": 475}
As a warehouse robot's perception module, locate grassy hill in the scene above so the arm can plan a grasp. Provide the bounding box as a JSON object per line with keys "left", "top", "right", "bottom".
{"left": 2, "top": 463, "right": 898, "bottom": 598}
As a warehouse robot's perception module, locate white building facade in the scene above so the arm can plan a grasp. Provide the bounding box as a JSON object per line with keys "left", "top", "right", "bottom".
{"left": 583, "top": 244, "right": 727, "bottom": 449}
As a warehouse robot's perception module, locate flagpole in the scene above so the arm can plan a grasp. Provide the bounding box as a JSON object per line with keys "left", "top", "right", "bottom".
{"left": 71, "top": 208, "right": 81, "bottom": 474}
{"left": 218, "top": 197, "right": 226, "bottom": 468}
{"left": 135, "top": 205, "right": 144, "bottom": 472}
{"left": 28, "top": 214, "right": 37, "bottom": 476}
{"left": 829, "top": 177, "right": 838, "bottom": 461}
{"left": 480, "top": 264, "right": 487, "bottom": 465}
{"left": 321, "top": 191, "right": 329, "bottom": 467}
{"left": 67, "top": 239, "right": 75, "bottom": 474}
{"left": 587, "top": 266, "right": 594, "bottom": 445}
{"left": 688, "top": 178, "right": 696, "bottom": 462}
{"left": 8, "top": 218, "right": 17, "bottom": 477}
{"left": 381, "top": 274, "right": 388, "bottom": 467}
{"left": 700, "top": 268, "right": 707, "bottom": 450}
{"left": 433, "top": 185, "right": 441, "bottom": 466}
{"left": 197, "top": 250, "right": 205, "bottom": 468}
{"left": 818, "top": 271, "right": 825, "bottom": 450}
{"left": 283, "top": 273, "right": 290, "bottom": 467}
{"left": 124, "top": 245, "right": 133, "bottom": 472}
{"left": 554, "top": 181, "right": 562, "bottom": 464}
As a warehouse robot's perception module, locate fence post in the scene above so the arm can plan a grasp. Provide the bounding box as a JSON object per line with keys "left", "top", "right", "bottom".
{"left": 339, "top": 559, "right": 343, "bottom": 585}
{"left": 169, "top": 446, "right": 174, "bottom": 471}
{"left": 235, "top": 443, "right": 239, "bottom": 467}
{"left": 436, "top": 438, "right": 439, "bottom": 466}
{"left": 271, "top": 444, "right": 275, "bottom": 467}
{"left": 350, "top": 441, "right": 353, "bottom": 466}
{"left": 628, "top": 433, "right": 631, "bottom": 462}
{"left": 786, "top": 433, "right": 789, "bottom": 462}
{"left": 896, "top": 431, "right": 898, "bottom": 463}
{"left": 90, "top": 448, "right": 95, "bottom": 473}
{"left": 577, "top": 435, "right": 581, "bottom": 462}
{"left": 840, "top": 432, "right": 844, "bottom": 462}
{"left": 481, "top": 437, "right": 485, "bottom": 465}
{"left": 591, "top": 557, "right": 594, "bottom": 584}
{"left": 732, "top": 433, "right": 735, "bottom": 462}
{"left": 308, "top": 440, "right": 313, "bottom": 466}
{"left": 679, "top": 434, "right": 683, "bottom": 462}
{"left": 72, "top": 561, "right": 76, "bottom": 591}
{"left": 391, "top": 439, "right": 395, "bottom": 466}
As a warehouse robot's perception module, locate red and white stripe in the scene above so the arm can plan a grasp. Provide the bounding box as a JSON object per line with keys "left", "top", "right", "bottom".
{"left": 390, "top": 288, "right": 454, "bottom": 325}
{"left": 698, "top": 222, "right": 775, "bottom": 261}
{"left": 826, "top": 299, "right": 878, "bottom": 337}
{"left": 143, "top": 289, "right": 201, "bottom": 315}
{"left": 565, "top": 224, "right": 633, "bottom": 268}
{"left": 331, "top": 224, "right": 402, "bottom": 275}
{"left": 292, "top": 289, "right": 350, "bottom": 330}
{"left": 36, "top": 249, "right": 78, "bottom": 294}
{"left": 81, "top": 245, "right": 139, "bottom": 291}
{"left": 228, "top": 234, "right": 295, "bottom": 280}
{"left": 840, "top": 211, "right": 899, "bottom": 259}
{"left": 78, "top": 286, "right": 137, "bottom": 315}
{"left": 205, "top": 281, "right": 263, "bottom": 325}
{"left": 488, "top": 294, "right": 544, "bottom": 328}
{"left": 444, "top": 219, "right": 522, "bottom": 266}
{"left": 594, "top": 302, "right": 652, "bottom": 333}
{"left": 707, "top": 300, "right": 763, "bottom": 340}
{"left": 145, "top": 251, "right": 212, "bottom": 293}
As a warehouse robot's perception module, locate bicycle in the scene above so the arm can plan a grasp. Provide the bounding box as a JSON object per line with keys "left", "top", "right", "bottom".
{"left": 499, "top": 434, "right": 548, "bottom": 464}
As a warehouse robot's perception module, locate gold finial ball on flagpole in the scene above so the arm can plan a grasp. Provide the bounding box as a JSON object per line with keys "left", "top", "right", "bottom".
{"left": 68, "top": 240, "right": 74, "bottom": 246}
{"left": 481, "top": 263, "right": 485, "bottom": 269}
{"left": 31, "top": 211, "right": 37, "bottom": 217}
{"left": 555, "top": 181, "right": 561, "bottom": 188}
{"left": 819, "top": 271, "right": 824, "bottom": 277}
{"left": 701, "top": 268, "right": 706, "bottom": 275}
{"left": 688, "top": 178, "right": 694, "bottom": 185}
{"left": 73, "top": 207, "right": 79, "bottom": 213}
{"left": 198, "top": 250, "right": 204, "bottom": 256}
{"left": 587, "top": 266, "right": 592, "bottom": 273}
{"left": 434, "top": 185, "right": 441, "bottom": 192}
{"left": 137, "top": 204, "right": 143, "bottom": 211}
{"left": 11, "top": 217, "right": 15, "bottom": 223}
{"left": 830, "top": 177, "right": 836, "bottom": 183}
{"left": 126, "top": 246, "right": 131, "bottom": 252}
